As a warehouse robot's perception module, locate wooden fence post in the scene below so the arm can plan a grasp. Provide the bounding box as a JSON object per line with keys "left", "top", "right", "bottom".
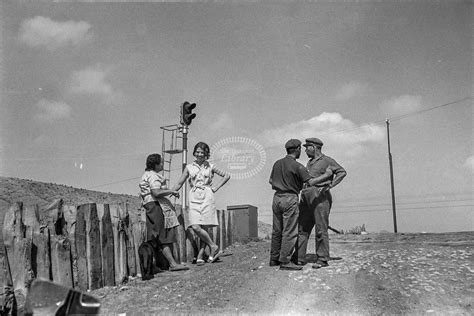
{"left": 1, "top": 252, "right": 16, "bottom": 315}
{"left": 63, "top": 205, "right": 78, "bottom": 288}
{"left": 82, "top": 203, "right": 102, "bottom": 290}
{"left": 97, "top": 204, "right": 115, "bottom": 286}
{"left": 74, "top": 206, "right": 88, "bottom": 291}
{"left": 2, "top": 202, "right": 34, "bottom": 312}
{"left": 25, "top": 204, "right": 50, "bottom": 281}
{"left": 226, "top": 209, "right": 234, "bottom": 247}
{"left": 109, "top": 204, "right": 127, "bottom": 284}
{"left": 41, "top": 200, "right": 73, "bottom": 288}
{"left": 219, "top": 210, "right": 227, "bottom": 251}
{"left": 129, "top": 207, "right": 145, "bottom": 277}
{"left": 174, "top": 205, "right": 185, "bottom": 264}
{"left": 183, "top": 206, "right": 198, "bottom": 263}
{"left": 50, "top": 236, "right": 72, "bottom": 288}
{"left": 121, "top": 204, "right": 136, "bottom": 277}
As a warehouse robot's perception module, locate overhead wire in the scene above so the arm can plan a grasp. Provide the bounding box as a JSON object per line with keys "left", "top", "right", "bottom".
{"left": 12, "top": 96, "right": 471, "bottom": 190}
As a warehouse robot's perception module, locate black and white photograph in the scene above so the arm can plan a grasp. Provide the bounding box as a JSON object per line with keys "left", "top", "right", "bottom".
{"left": 0, "top": 0, "right": 472, "bottom": 314}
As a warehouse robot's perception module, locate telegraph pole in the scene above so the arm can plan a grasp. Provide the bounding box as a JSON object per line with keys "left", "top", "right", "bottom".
{"left": 386, "top": 119, "right": 398, "bottom": 233}
{"left": 181, "top": 125, "right": 188, "bottom": 209}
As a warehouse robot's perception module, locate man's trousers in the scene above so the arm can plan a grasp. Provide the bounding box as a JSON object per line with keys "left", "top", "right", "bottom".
{"left": 295, "top": 187, "right": 332, "bottom": 263}
{"left": 270, "top": 192, "right": 299, "bottom": 264}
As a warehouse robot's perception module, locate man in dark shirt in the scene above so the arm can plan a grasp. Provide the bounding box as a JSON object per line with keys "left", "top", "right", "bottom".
{"left": 269, "top": 139, "right": 331, "bottom": 270}
{"left": 295, "top": 137, "right": 347, "bottom": 269}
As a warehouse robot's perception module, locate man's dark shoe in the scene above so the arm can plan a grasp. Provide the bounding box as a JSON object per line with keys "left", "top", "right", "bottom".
{"left": 269, "top": 259, "right": 280, "bottom": 267}
{"left": 291, "top": 259, "right": 306, "bottom": 266}
{"left": 280, "top": 262, "right": 303, "bottom": 271}
{"left": 312, "top": 261, "right": 329, "bottom": 269}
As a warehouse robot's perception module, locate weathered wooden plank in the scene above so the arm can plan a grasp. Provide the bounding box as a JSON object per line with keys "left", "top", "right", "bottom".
{"left": 39, "top": 199, "right": 65, "bottom": 236}
{"left": 32, "top": 225, "right": 50, "bottom": 281}
{"left": 23, "top": 204, "right": 51, "bottom": 281}
{"left": 11, "top": 238, "right": 33, "bottom": 312}
{"left": 63, "top": 205, "right": 78, "bottom": 288}
{"left": 0, "top": 254, "right": 5, "bottom": 314}
{"left": 1, "top": 253, "right": 15, "bottom": 315}
{"left": 82, "top": 204, "right": 102, "bottom": 290}
{"left": 2, "top": 202, "right": 34, "bottom": 312}
{"left": 22, "top": 204, "right": 39, "bottom": 230}
{"left": 122, "top": 204, "right": 136, "bottom": 277}
{"left": 220, "top": 210, "right": 227, "bottom": 251}
{"left": 3, "top": 202, "right": 25, "bottom": 248}
{"left": 109, "top": 204, "right": 127, "bottom": 284}
{"left": 74, "top": 206, "right": 88, "bottom": 291}
{"left": 50, "top": 236, "right": 73, "bottom": 288}
{"left": 226, "top": 209, "right": 234, "bottom": 247}
{"left": 97, "top": 204, "right": 115, "bottom": 286}
{"left": 174, "top": 205, "right": 187, "bottom": 263}
{"left": 129, "top": 207, "right": 145, "bottom": 277}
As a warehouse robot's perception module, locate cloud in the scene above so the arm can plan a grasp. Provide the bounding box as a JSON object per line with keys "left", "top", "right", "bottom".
{"left": 35, "top": 99, "right": 72, "bottom": 122}
{"left": 259, "top": 112, "right": 385, "bottom": 158}
{"left": 68, "top": 65, "right": 126, "bottom": 105}
{"left": 464, "top": 156, "right": 474, "bottom": 173}
{"left": 70, "top": 66, "right": 113, "bottom": 95}
{"left": 210, "top": 113, "right": 235, "bottom": 131}
{"left": 382, "top": 95, "right": 422, "bottom": 117}
{"left": 19, "top": 16, "right": 92, "bottom": 50}
{"left": 334, "top": 82, "right": 369, "bottom": 101}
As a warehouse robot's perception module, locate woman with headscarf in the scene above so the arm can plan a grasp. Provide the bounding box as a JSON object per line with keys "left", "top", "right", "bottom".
{"left": 139, "top": 153, "right": 189, "bottom": 272}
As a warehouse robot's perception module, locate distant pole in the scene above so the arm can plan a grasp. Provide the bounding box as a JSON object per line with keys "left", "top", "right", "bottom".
{"left": 181, "top": 125, "right": 188, "bottom": 209}
{"left": 386, "top": 119, "right": 398, "bottom": 233}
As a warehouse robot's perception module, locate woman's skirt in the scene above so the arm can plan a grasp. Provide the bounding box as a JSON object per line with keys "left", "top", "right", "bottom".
{"left": 186, "top": 186, "right": 218, "bottom": 228}
{"left": 143, "top": 201, "right": 176, "bottom": 245}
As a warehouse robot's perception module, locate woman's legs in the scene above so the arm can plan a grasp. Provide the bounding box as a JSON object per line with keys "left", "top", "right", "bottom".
{"left": 185, "top": 227, "right": 199, "bottom": 262}
{"left": 191, "top": 224, "right": 219, "bottom": 254}
{"left": 160, "top": 243, "right": 178, "bottom": 267}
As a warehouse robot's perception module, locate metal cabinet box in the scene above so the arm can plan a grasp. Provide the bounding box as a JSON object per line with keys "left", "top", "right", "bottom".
{"left": 227, "top": 204, "right": 258, "bottom": 243}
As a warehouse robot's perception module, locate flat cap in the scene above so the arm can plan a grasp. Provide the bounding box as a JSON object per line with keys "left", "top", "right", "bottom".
{"left": 303, "top": 137, "right": 323, "bottom": 147}
{"left": 285, "top": 139, "right": 302, "bottom": 149}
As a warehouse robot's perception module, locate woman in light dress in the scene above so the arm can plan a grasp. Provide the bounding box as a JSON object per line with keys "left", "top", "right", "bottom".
{"left": 173, "top": 142, "right": 230, "bottom": 265}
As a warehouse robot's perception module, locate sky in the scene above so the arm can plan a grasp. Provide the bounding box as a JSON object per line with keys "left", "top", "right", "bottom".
{"left": 0, "top": 1, "right": 472, "bottom": 233}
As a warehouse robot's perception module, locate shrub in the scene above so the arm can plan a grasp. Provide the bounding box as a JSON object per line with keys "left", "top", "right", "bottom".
{"left": 343, "top": 224, "right": 366, "bottom": 235}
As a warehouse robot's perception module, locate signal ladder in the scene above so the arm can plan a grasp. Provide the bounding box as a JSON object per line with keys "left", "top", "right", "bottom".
{"left": 160, "top": 124, "right": 183, "bottom": 186}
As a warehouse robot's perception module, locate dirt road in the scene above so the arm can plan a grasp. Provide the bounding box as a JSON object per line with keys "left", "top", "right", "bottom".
{"left": 94, "top": 232, "right": 473, "bottom": 315}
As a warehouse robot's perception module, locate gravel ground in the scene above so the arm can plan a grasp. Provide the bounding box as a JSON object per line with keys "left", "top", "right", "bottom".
{"left": 94, "top": 231, "right": 474, "bottom": 315}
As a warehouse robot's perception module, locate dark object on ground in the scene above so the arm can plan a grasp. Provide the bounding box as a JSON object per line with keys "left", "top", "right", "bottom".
{"left": 328, "top": 226, "right": 342, "bottom": 234}
{"left": 169, "top": 264, "right": 190, "bottom": 272}
{"left": 329, "top": 256, "right": 343, "bottom": 261}
{"left": 138, "top": 241, "right": 155, "bottom": 281}
{"left": 155, "top": 245, "right": 170, "bottom": 271}
{"left": 280, "top": 262, "right": 303, "bottom": 270}
{"left": 269, "top": 259, "right": 280, "bottom": 266}
{"left": 24, "top": 279, "right": 100, "bottom": 315}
